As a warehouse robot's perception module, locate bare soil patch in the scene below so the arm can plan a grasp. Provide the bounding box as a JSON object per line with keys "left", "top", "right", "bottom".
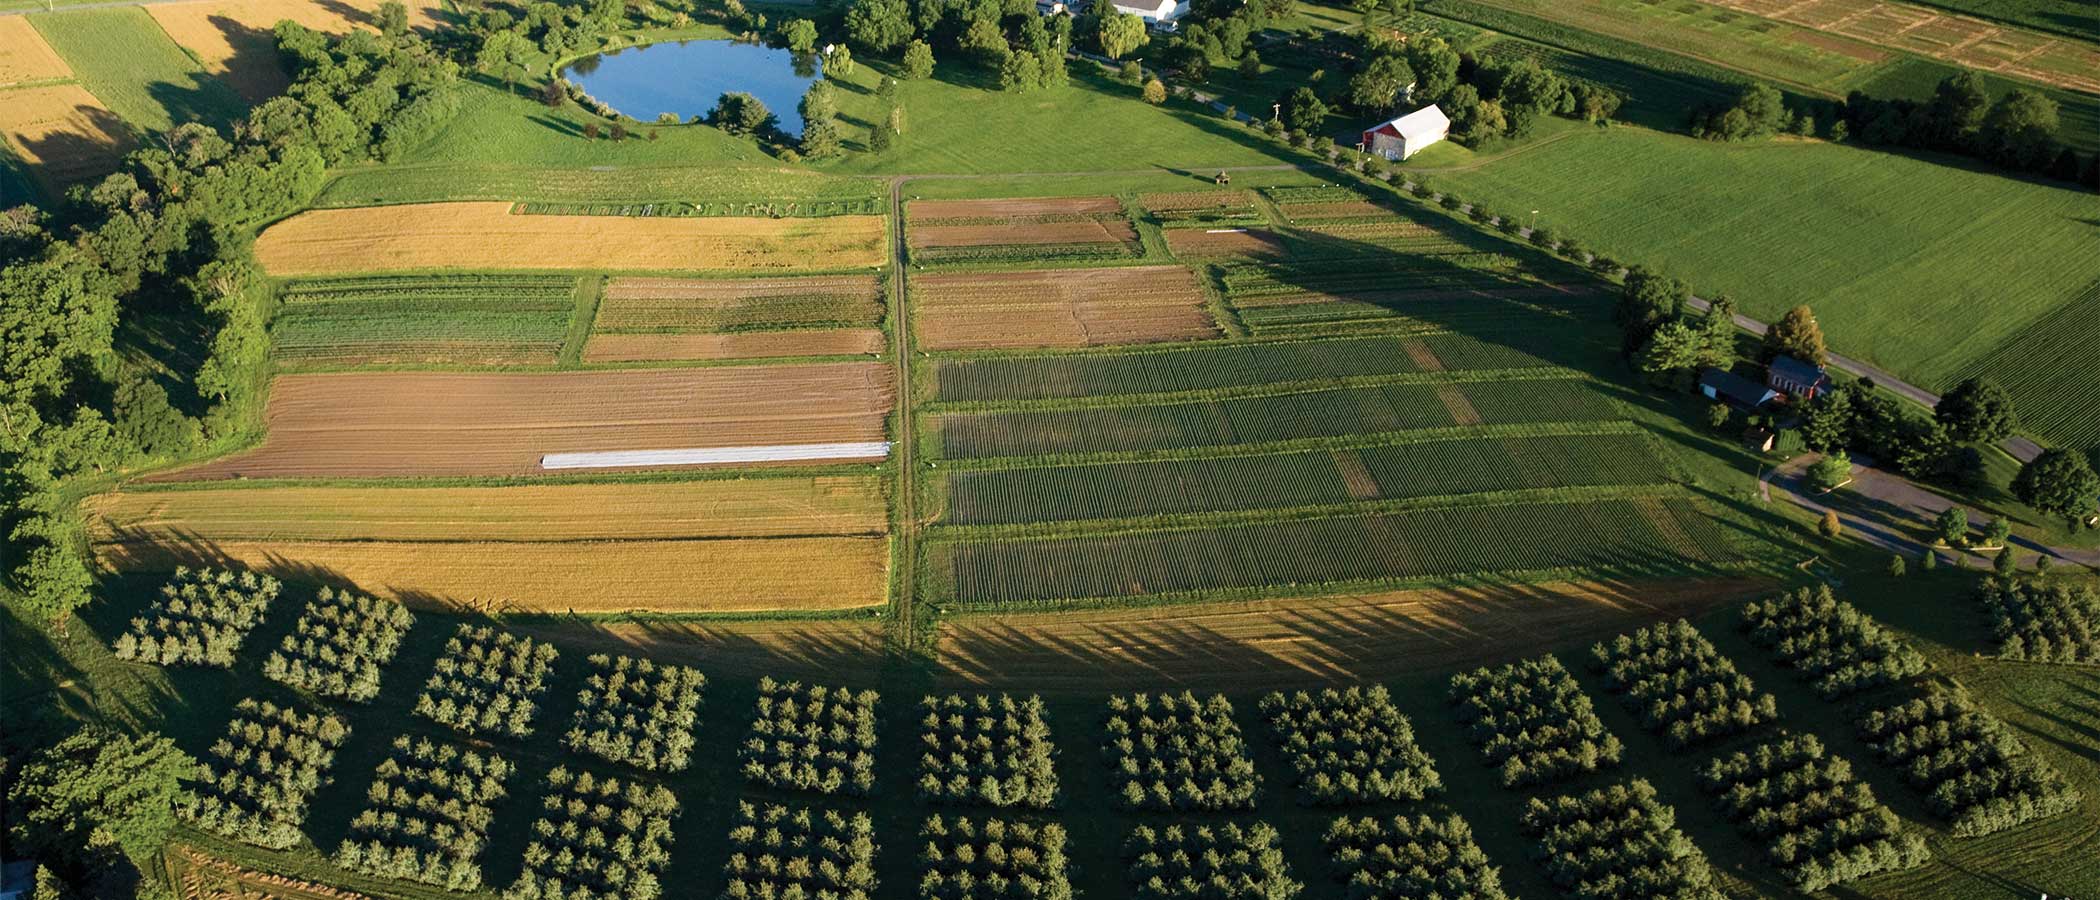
{"left": 0, "top": 84, "right": 133, "bottom": 190}
{"left": 1164, "top": 228, "right": 1291, "bottom": 260}
{"left": 936, "top": 579, "right": 1770, "bottom": 691}
{"left": 584, "top": 329, "right": 885, "bottom": 362}
{"left": 913, "top": 265, "right": 1218, "bottom": 350}
{"left": 1331, "top": 450, "right": 1382, "bottom": 500}
{"left": 1398, "top": 337, "right": 1446, "bottom": 371}
{"left": 0, "top": 18, "right": 71, "bottom": 86}
{"left": 254, "top": 203, "right": 886, "bottom": 275}
{"left": 908, "top": 220, "right": 1137, "bottom": 250}
{"left": 1784, "top": 27, "right": 1890, "bottom": 61}
{"left": 1435, "top": 384, "right": 1484, "bottom": 425}
{"left": 156, "top": 363, "right": 894, "bottom": 480}
{"left": 146, "top": 0, "right": 444, "bottom": 100}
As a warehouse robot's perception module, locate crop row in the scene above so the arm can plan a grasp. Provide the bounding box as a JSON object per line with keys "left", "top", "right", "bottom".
{"left": 944, "top": 432, "right": 1668, "bottom": 525}
{"left": 279, "top": 274, "right": 577, "bottom": 303}
{"left": 1234, "top": 292, "right": 1578, "bottom": 336}
{"left": 909, "top": 242, "right": 1139, "bottom": 265}
{"left": 271, "top": 298, "right": 572, "bottom": 365}
{"left": 945, "top": 497, "right": 1736, "bottom": 606}
{"left": 1954, "top": 278, "right": 2100, "bottom": 447}
{"left": 931, "top": 333, "right": 1550, "bottom": 403}
{"left": 1218, "top": 255, "right": 1529, "bottom": 298}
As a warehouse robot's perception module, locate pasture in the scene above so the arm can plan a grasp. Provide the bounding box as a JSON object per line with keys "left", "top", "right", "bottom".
{"left": 145, "top": 0, "right": 447, "bottom": 100}
{"left": 27, "top": 7, "right": 246, "bottom": 133}
{"left": 252, "top": 203, "right": 888, "bottom": 275}
{"left": 911, "top": 266, "right": 1218, "bottom": 350}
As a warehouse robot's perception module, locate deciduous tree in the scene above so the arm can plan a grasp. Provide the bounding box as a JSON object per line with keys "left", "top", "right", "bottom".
{"left": 1935, "top": 376, "right": 2016, "bottom": 444}
{"left": 902, "top": 38, "right": 935, "bottom": 77}
{"left": 1763, "top": 304, "right": 1826, "bottom": 365}
{"left": 2013, "top": 449, "right": 2099, "bottom": 524}
{"left": 843, "top": 0, "right": 912, "bottom": 52}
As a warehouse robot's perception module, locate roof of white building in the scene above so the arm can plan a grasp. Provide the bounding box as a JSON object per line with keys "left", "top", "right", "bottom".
{"left": 1363, "top": 104, "right": 1450, "bottom": 142}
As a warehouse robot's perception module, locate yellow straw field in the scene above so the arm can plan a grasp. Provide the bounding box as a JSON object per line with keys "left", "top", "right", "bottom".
{"left": 254, "top": 202, "right": 887, "bottom": 275}
{"left": 0, "top": 84, "right": 134, "bottom": 190}
{"left": 146, "top": 0, "right": 445, "bottom": 100}
{"left": 0, "top": 18, "right": 72, "bottom": 86}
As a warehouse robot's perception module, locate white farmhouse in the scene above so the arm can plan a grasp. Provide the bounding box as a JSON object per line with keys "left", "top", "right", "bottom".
{"left": 1112, "top": 0, "right": 1190, "bottom": 30}
{"left": 1360, "top": 104, "right": 1450, "bottom": 160}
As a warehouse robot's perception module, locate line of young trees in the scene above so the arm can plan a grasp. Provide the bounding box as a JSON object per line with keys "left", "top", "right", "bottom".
{"left": 1103, "top": 692, "right": 1261, "bottom": 812}
{"left": 1519, "top": 779, "right": 1725, "bottom": 900}
{"left": 507, "top": 767, "right": 680, "bottom": 900}
{"left": 1978, "top": 575, "right": 2100, "bottom": 664}
{"left": 262, "top": 586, "right": 414, "bottom": 703}
{"left": 721, "top": 801, "right": 877, "bottom": 900}
{"left": 1740, "top": 585, "right": 1927, "bottom": 698}
{"left": 1323, "top": 813, "right": 1509, "bottom": 900}
{"left": 1448, "top": 655, "right": 1624, "bottom": 788}
{"left": 1697, "top": 734, "right": 1930, "bottom": 890}
{"left": 111, "top": 567, "right": 282, "bottom": 669}
{"left": 413, "top": 625, "right": 560, "bottom": 740}
{"left": 178, "top": 698, "right": 349, "bottom": 849}
{"left": 335, "top": 736, "right": 514, "bottom": 891}
{"left": 564, "top": 653, "right": 706, "bottom": 773}
{"left": 920, "top": 814, "right": 1070, "bottom": 900}
{"left": 740, "top": 677, "right": 881, "bottom": 796}
{"left": 1590, "top": 619, "right": 1781, "bottom": 749}
{"left": 1258, "top": 686, "right": 1443, "bottom": 806}
{"left": 918, "top": 693, "right": 1059, "bottom": 809}
{"left": 1124, "top": 822, "right": 1300, "bottom": 900}
{"left": 1857, "top": 686, "right": 2081, "bottom": 837}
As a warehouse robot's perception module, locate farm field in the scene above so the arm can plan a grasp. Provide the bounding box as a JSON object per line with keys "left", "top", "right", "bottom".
{"left": 911, "top": 265, "right": 1218, "bottom": 350}
{"left": 145, "top": 0, "right": 447, "bottom": 100}
{"left": 252, "top": 202, "right": 887, "bottom": 275}
{"left": 585, "top": 273, "right": 885, "bottom": 361}
{"left": 26, "top": 7, "right": 246, "bottom": 133}
{"left": 158, "top": 363, "right": 895, "bottom": 479}
{"left": 0, "top": 17, "right": 70, "bottom": 86}
{"left": 315, "top": 162, "right": 881, "bottom": 208}
{"left": 906, "top": 196, "right": 1141, "bottom": 265}
{"left": 270, "top": 275, "right": 581, "bottom": 368}
{"left": 0, "top": 83, "right": 133, "bottom": 192}
{"left": 1699, "top": 0, "right": 2100, "bottom": 93}
{"left": 582, "top": 329, "right": 886, "bottom": 362}
{"left": 1435, "top": 127, "right": 2100, "bottom": 439}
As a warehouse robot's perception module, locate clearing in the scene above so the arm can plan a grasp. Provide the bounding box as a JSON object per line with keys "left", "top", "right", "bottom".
{"left": 146, "top": 0, "right": 446, "bottom": 101}
{"left": 156, "top": 363, "right": 895, "bottom": 480}
{"left": 253, "top": 202, "right": 887, "bottom": 275}
{"left": 911, "top": 265, "right": 1219, "bottom": 350}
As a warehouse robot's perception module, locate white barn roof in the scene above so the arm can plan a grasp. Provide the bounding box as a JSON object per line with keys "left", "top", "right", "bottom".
{"left": 1365, "top": 104, "right": 1449, "bottom": 142}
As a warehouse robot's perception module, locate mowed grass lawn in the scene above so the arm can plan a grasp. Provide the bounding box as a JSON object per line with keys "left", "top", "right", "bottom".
{"left": 1437, "top": 127, "right": 2100, "bottom": 409}
{"left": 28, "top": 7, "right": 247, "bottom": 133}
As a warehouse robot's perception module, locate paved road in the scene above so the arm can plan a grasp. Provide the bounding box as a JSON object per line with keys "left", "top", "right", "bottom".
{"left": 1760, "top": 452, "right": 2096, "bottom": 567}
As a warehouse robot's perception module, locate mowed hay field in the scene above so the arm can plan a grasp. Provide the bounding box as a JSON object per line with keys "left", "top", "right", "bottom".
{"left": 146, "top": 0, "right": 446, "bottom": 100}
{"left": 0, "top": 84, "right": 133, "bottom": 191}
{"left": 1438, "top": 129, "right": 2100, "bottom": 433}
{"left": 253, "top": 202, "right": 887, "bottom": 275}
{"left": 0, "top": 17, "right": 71, "bottom": 86}
{"left": 912, "top": 265, "right": 1220, "bottom": 350}
{"left": 160, "top": 363, "right": 895, "bottom": 479}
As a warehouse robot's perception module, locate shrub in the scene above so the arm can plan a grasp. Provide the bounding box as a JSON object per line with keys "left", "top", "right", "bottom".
{"left": 721, "top": 801, "right": 875, "bottom": 900}
{"left": 918, "top": 693, "right": 1057, "bottom": 808}
{"left": 178, "top": 698, "right": 348, "bottom": 849}
{"left": 1739, "top": 585, "right": 1926, "bottom": 698}
{"left": 260, "top": 587, "right": 413, "bottom": 703}
{"left": 1519, "top": 780, "right": 1724, "bottom": 900}
{"left": 1124, "top": 822, "right": 1299, "bottom": 900}
{"left": 1448, "top": 655, "right": 1623, "bottom": 787}
{"left": 1258, "top": 686, "right": 1441, "bottom": 806}
{"left": 1980, "top": 577, "right": 2100, "bottom": 664}
{"left": 740, "top": 677, "right": 879, "bottom": 796}
{"left": 1857, "top": 686, "right": 2081, "bottom": 836}
{"left": 1697, "top": 734, "right": 1929, "bottom": 890}
{"left": 564, "top": 654, "right": 706, "bottom": 772}
{"left": 1590, "top": 619, "right": 1780, "bottom": 748}
{"left": 335, "top": 736, "right": 514, "bottom": 891}
{"left": 413, "top": 625, "right": 559, "bottom": 739}
{"left": 112, "top": 566, "right": 280, "bottom": 668}
{"left": 919, "top": 815, "right": 1069, "bottom": 900}
{"left": 1103, "top": 692, "right": 1260, "bottom": 811}
{"left": 1323, "top": 813, "right": 1508, "bottom": 900}
{"left": 506, "top": 767, "right": 679, "bottom": 900}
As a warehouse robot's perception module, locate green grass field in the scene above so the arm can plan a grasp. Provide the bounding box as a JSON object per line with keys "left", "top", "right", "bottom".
{"left": 1435, "top": 126, "right": 2100, "bottom": 438}
{"left": 27, "top": 7, "right": 247, "bottom": 133}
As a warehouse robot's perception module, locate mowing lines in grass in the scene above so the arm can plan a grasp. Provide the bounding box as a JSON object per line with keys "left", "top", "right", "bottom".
{"left": 271, "top": 274, "right": 578, "bottom": 367}
{"left": 1954, "top": 277, "right": 2100, "bottom": 447}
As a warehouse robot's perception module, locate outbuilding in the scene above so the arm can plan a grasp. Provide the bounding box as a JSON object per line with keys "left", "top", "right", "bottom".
{"left": 1766, "top": 354, "right": 1830, "bottom": 400}
{"left": 1699, "top": 367, "right": 1780, "bottom": 410}
{"left": 1112, "top": 0, "right": 1189, "bottom": 29}
{"left": 1360, "top": 104, "right": 1449, "bottom": 160}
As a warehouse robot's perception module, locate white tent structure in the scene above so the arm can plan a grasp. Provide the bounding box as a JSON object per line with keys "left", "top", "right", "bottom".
{"left": 1361, "top": 105, "right": 1450, "bottom": 160}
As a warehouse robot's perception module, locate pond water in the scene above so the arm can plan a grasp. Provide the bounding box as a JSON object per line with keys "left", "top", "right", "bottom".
{"left": 561, "top": 39, "right": 823, "bottom": 136}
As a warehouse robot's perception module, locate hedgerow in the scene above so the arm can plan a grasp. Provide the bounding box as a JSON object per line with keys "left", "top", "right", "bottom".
{"left": 1858, "top": 686, "right": 2081, "bottom": 836}
{"left": 721, "top": 801, "right": 877, "bottom": 900}
{"left": 1448, "top": 655, "right": 1623, "bottom": 787}
{"left": 1103, "top": 692, "right": 1260, "bottom": 812}
{"left": 740, "top": 677, "right": 880, "bottom": 796}
{"left": 919, "top": 814, "right": 1070, "bottom": 900}
{"left": 564, "top": 653, "right": 706, "bottom": 772}
{"left": 112, "top": 567, "right": 281, "bottom": 668}
{"left": 413, "top": 625, "right": 559, "bottom": 739}
{"left": 1324, "top": 813, "right": 1509, "bottom": 900}
{"left": 178, "top": 698, "right": 348, "bottom": 849}
{"left": 1124, "top": 822, "right": 1300, "bottom": 900}
{"left": 1590, "top": 619, "right": 1779, "bottom": 748}
{"left": 918, "top": 693, "right": 1058, "bottom": 808}
{"left": 1259, "top": 686, "right": 1442, "bottom": 806}
{"left": 1740, "top": 585, "right": 1926, "bottom": 698}
{"left": 1696, "top": 734, "right": 1930, "bottom": 890}
{"left": 335, "top": 736, "right": 514, "bottom": 890}
{"left": 1977, "top": 577, "right": 2100, "bottom": 664}
{"left": 262, "top": 587, "right": 413, "bottom": 703}
{"left": 507, "top": 767, "right": 679, "bottom": 900}
{"left": 1519, "top": 779, "right": 1725, "bottom": 900}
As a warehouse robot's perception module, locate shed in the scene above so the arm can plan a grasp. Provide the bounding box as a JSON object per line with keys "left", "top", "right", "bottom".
{"left": 1361, "top": 105, "right": 1449, "bottom": 161}
{"left": 1699, "top": 368, "right": 1779, "bottom": 409}
{"left": 1112, "top": 0, "right": 1188, "bottom": 28}
{"left": 1766, "top": 354, "right": 1830, "bottom": 400}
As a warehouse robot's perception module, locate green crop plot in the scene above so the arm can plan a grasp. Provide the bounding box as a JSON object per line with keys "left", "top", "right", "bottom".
{"left": 29, "top": 8, "right": 246, "bottom": 133}
{"left": 1955, "top": 279, "right": 2100, "bottom": 448}
{"left": 270, "top": 275, "right": 579, "bottom": 368}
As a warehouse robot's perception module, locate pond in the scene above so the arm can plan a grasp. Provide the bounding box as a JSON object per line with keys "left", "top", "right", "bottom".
{"left": 561, "top": 39, "right": 824, "bottom": 136}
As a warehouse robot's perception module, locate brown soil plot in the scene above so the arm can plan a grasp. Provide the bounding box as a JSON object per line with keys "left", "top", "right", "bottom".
{"left": 0, "top": 84, "right": 134, "bottom": 190}
{"left": 1164, "top": 228, "right": 1290, "bottom": 260}
{"left": 0, "top": 18, "right": 71, "bottom": 86}
{"left": 908, "top": 220, "right": 1138, "bottom": 250}
{"left": 254, "top": 202, "right": 887, "bottom": 276}
{"left": 157, "top": 363, "right": 895, "bottom": 480}
{"left": 584, "top": 329, "right": 886, "bottom": 362}
{"left": 910, "top": 196, "right": 1124, "bottom": 219}
{"left": 146, "top": 0, "right": 445, "bottom": 101}
{"left": 1140, "top": 190, "right": 1257, "bottom": 212}
{"left": 1435, "top": 384, "right": 1484, "bottom": 425}
{"left": 912, "top": 265, "right": 1219, "bottom": 350}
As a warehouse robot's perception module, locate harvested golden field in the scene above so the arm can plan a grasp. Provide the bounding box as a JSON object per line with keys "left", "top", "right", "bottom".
{"left": 908, "top": 220, "right": 1138, "bottom": 250}
{"left": 0, "top": 18, "right": 71, "bottom": 86}
{"left": 86, "top": 476, "right": 888, "bottom": 543}
{"left": 253, "top": 202, "right": 887, "bottom": 276}
{"left": 146, "top": 0, "right": 445, "bottom": 100}
{"left": 936, "top": 578, "right": 1768, "bottom": 691}
{"left": 913, "top": 265, "right": 1219, "bottom": 350}
{"left": 0, "top": 84, "right": 133, "bottom": 190}
{"left": 1164, "top": 227, "right": 1289, "bottom": 260}
{"left": 595, "top": 274, "right": 884, "bottom": 331}
{"left": 97, "top": 536, "right": 889, "bottom": 613}
{"left": 157, "top": 363, "right": 894, "bottom": 480}
{"left": 910, "top": 196, "right": 1123, "bottom": 219}
{"left": 584, "top": 329, "right": 886, "bottom": 362}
